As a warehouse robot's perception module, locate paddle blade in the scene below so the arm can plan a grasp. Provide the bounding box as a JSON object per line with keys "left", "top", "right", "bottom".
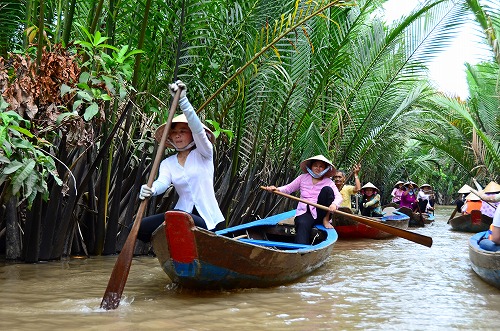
{"left": 100, "top": 206, "right": 143, "bottom": 310}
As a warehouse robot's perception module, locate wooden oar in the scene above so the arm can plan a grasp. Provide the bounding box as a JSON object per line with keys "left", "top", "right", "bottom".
{"left": 262, "top": 187, "right": 433, "bottom": 248}
{"left": 447, "top": 206, "right": 458, "bottom": 224}
{"left": 100, "top": 89, "right": 182, "bottom": 310}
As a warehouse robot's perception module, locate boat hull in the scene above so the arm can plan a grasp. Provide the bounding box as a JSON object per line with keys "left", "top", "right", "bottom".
{"left": 397, "top": 207, "right": 434, "bottom": 227}
{"left": 333, "top": 208, "right": 410, "bottom": 239}
{"left": 469, "top": 232, "right": 500, "bottom": 289}
{"left": 151, "top": 210, "right": 337, "bottom": 289}
{"left": 450, "top": 213, "right": 492, "bottom": 233}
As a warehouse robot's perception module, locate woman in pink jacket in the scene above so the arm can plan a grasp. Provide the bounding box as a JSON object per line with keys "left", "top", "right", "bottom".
{"left": 400, "top": 182, "right": 417, "bottom": 210}
{"left": 264, "top": 155, "right": 342, "bottom": 244}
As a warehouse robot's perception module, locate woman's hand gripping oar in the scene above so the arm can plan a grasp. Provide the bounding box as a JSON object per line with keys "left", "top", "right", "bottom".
{"left": 261, "top": 186, "right": 433, "bottom": 248}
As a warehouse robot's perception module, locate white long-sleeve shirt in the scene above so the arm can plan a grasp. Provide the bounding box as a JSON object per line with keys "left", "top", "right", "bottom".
{"left": 151, "top": 97, "right": 224, "bottom": 230}
{"left": 417, "top": 190, "right": 432, "bottom": 211}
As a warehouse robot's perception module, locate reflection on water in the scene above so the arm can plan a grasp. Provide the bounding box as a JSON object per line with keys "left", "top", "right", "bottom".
{"left": 2, "top": 206, "right": 500, "bottom": 330}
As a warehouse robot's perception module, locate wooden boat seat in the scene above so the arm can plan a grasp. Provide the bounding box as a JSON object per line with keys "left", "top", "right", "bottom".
{"left": 383, "top": 207, "right": 397, "bottom": 216}
{"left": 238, "top": 238, "right": 311, "bottom": 249}
{"left": 277, "top": 217, "right": 295, "bottom": 225}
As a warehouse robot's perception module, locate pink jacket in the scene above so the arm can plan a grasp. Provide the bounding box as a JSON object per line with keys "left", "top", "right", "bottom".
{"left": 278, "top": 174, "right": 342, "bottom": 219}
{"left": 400, "top": 191, "right": 417, "bottom": 209}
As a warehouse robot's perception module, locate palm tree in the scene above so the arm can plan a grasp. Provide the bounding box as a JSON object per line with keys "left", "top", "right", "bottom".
{"left": 1, "top": 0, "right": 485, "bottom": 260}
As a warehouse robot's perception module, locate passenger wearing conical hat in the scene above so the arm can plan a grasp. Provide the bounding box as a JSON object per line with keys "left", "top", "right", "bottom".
{"left": 263, "top": 155, "right": 342, "bottom": 244}
{"left": 360, "top": 182, "right": 383, "bottom": 217}
{"left": 417, "top": 184, "right": 435, "bottom": 213}
{"left": 333, "top": 164, "right": 361, "bottom": 209}
{"left": 400, "top": 181, "right": 418, "bottom": 210}
{"left": 390, "top": 181, "right": 405, "bottom": 203}
{"left": 457, "top": 184, "right": 473, "bottom": 194}
{"left": 137, "top": 80, "right": 224, "bottom": 243}
{"left": 479, "top": 182, "right": 500, "bottom": 218}
{"left": 454, "top": 184, "right": 472, "bottom": 211}
{"left": 475, "top": 183, "right": 500, "bottom": 244}
{"left": 461, "top": 191, "right": 482, "bottom": 215}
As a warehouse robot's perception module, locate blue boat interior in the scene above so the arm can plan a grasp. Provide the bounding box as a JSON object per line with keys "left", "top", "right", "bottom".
{"left": 238, "top": 238, "right": 310, "bottom": 249}
{"left": 215, "top": 210, "right": 335, "bottom": 249}
{"left": 472, "top": 231, "right": 500, "bottom": 252}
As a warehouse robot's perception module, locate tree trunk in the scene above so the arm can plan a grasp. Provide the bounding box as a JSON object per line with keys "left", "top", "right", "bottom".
{"left": 23, "top": 194, "right": 42, "bottom": 263}
{"left": 5, "top": 196, "right": 21, "bottom": 260}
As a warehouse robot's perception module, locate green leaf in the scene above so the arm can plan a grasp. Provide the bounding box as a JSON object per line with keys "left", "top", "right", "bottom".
{"left": 0, "top": 155, "right": 10, "bottom": 163}
{"left": 11, "top": 159, "right": 36, "bottom": 195}
{"left": 77, "top": 82, "right": 90, "bottom": 90}
{"left": 77, "top": 90, "right": 93, "bottom": 101}
{"left": 97, "top": 44, "right": 119, "bottom": 52}
{"left": 119, "top": 85, "right": 127, "bottom": 99}
{"left": 73, "top": 100, "right": 83, "bottom": 112}
{"left": 75, "top": 23, "right": 92, "bottom": 43}
{"left": 9, "top": 125, "right": 34, "bottom": 138}
{"left": 2, "top": 140, "right": 12, "bottom": 157}
{"left": 1, "top": 110, "right": 24, "bottom": 124}
{"left": 74, "top": 40, "right": 93, "bottom": 51}
{"left": 2, "top": 161, "right": 23, "bottom": 175}
{"left": 101, "top": 76, "right": 116, "bottom": 95}
{"left": 0, "top": 95, "right": 9, "bottom": 111}
{"left": 93, "top": 30, "right": 102, "bottom": 45}
{"left": 24, "top": 171, "right": 38, "bottom": 203}
{"left": 60, "top": 84, "right": 73, "bottom": 97}
{"left": 84, "top": 103, "right": 99, "bottom": 121}
{"left": 79, "top": 72, "right": 91, "bottom": 84}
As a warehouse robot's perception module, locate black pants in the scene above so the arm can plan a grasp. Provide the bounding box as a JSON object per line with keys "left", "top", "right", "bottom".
{"left": 294, "top": 186, "right": 335, "bottom": 244}
{"left": 418, "top": 199, "right": 434, "bottom": 212}
{"left": 137, "top": 207, "right": 207, "bottom": 243}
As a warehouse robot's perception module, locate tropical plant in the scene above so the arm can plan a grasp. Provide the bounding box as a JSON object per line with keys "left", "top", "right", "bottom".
{"left": 0, "top": 103, "right": 62, "bottom": 208}
{"left": 2, "top": 0, "right": 496, "bottom": 262}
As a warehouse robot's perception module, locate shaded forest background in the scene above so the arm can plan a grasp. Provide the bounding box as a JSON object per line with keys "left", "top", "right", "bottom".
{"left": 0, "top": 0, "right": 499, "bottom": 262}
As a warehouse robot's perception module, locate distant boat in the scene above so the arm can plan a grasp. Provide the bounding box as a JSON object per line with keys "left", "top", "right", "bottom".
{"left": 397, "top": 207, "right": 434, "bottom": 227}
{"left": 151, "top": 210, "right": 337, "bottom": 289}
{"left": 469, "top": 231, "right": 500, "bottom": 289}
{"left": 449, "top": 210, "right": 492, "bottom": 233}
{"left": 333, "top": 207, "right": 410, "bottom": 240}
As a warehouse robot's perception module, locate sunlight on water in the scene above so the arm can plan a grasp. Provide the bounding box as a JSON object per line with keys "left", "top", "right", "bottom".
{"left": 2, "top": 206, "right": 500, "bottom": 330}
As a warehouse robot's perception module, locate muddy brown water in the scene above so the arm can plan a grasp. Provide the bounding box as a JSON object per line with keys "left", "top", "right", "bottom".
{"left": 1, "top": 206, "right": 500, "bottom": 330}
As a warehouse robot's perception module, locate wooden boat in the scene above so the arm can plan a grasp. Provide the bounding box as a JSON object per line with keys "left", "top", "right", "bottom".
{"left": 151, "top": 210, "right": 337, "bottom": 289}
{"left": 381, "top": 202, "right": 400, "bottom": 209}
{"left": 449, "top": 210, "right": 492, "bottom": 233}
{"left": 397, "top": 207, "right": 434, "bottom": 227}
{"left": 333, "top": 207, "right": 410, "bottom": 240}
{"left": 469, "top": 231, "right": 500, "bottom": 289}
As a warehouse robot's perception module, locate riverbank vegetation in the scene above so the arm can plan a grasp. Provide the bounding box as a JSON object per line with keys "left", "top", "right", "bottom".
{"left": 0, "top": 0, "right": 498, "bottom": 261}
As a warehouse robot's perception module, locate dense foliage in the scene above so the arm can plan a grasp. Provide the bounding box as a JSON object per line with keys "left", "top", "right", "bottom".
{"left": 0, "top": 0, "right": 498, "bottom": 261}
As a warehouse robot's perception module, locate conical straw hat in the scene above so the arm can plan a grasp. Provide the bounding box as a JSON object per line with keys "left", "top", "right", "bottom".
{"left": 154, "top": 114, "right": 215, "bottom": 148}
{"left": 483, "top": 181, "right": 500, "bottom": 193}
{"left": 457, "top": 184, "right": 472, "bottom": 194}
{"left": 394, "top": 181, "right": 404, "bottom": 188}
{"left": 299, "top": 155, "right": 336, "bottom": 178}
{"left": 465, "top": 192, "right": 481, "bottom": 201}
{"left": 361, "top": 182, "right": 379, "bottom": 191}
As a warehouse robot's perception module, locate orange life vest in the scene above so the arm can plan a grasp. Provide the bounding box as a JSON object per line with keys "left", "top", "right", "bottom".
{"left": 465, "top": 200, "right": 482, "bottom": 214}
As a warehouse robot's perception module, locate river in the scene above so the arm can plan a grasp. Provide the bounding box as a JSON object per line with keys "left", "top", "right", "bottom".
{"left": 1, "top": 206, "right": 499, "bottom": 330}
